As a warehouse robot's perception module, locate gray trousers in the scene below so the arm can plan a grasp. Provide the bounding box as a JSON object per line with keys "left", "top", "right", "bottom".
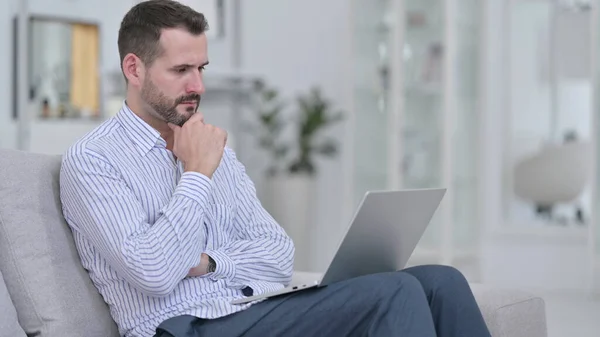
{"left": 154, "top": 265, "right": 491, "bottom": 337}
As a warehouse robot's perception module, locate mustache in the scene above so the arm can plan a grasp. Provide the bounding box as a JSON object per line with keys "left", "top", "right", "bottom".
{"left": 175, "top": 94, "right": 201, "bottom": 105}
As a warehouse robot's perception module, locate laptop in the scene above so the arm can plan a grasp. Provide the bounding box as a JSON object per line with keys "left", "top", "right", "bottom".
{"left": 231, "top": 188, "right": 446, "bottom": 305}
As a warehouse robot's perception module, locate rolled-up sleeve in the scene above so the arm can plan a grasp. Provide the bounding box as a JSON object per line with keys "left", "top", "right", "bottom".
{"left": 60, "top": 150, "right": 212, "bottom": 297}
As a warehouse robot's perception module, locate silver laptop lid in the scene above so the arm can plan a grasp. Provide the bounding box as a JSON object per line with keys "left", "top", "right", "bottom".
{"left": 319, "top": 188, "right": 446, "bottom": 286}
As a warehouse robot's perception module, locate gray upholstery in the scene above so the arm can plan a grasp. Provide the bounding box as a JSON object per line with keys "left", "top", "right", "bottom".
{"left": 471, "top": 284, "right": 548, "bottom": 337}
{"left": 0, "top": 149, "right": 119, "bottom": 337}
{"left": 0, "top": 148, "right": 548, "bottom": 337}
{"left": 0, "top": 269, "right": 26, "bottom": 337}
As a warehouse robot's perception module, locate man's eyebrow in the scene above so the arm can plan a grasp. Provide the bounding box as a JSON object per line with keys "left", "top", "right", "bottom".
{"left": 171, "top": 61, "right": 209, "bottom": 69}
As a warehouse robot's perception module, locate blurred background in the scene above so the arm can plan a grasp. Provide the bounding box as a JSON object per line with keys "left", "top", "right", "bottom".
{"left": 1, "top": 0, "right": 599, "bottom": 334}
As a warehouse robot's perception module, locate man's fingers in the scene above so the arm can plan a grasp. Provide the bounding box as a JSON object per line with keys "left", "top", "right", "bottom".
{"left": 187, "top": 112, "right": 205, "bottom": 124}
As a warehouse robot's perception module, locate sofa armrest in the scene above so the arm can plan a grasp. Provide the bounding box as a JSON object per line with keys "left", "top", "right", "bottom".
{"left": 470, "top": 284, "right": 548, "bottom": 337}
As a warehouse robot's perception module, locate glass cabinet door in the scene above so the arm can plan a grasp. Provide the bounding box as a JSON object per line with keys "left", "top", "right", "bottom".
{"left": 401, "top": 0, "right": 481, "bottom": 262}
{"left": 350, "top": 0, "right": 482, "bottom": 267}
{"left": 351, "top": 0, "right": 395, "bottom": 207}
{"left": 451, "top": 0, "right": 481, "bottom": 258}
{"left": 401, "top": 0, "right": 444, "bottom": 190}
{"left": 401, "top": 0, "right": 445, "bottom": 255}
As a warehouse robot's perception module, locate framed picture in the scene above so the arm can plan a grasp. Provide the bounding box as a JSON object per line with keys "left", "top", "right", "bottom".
{"left": 12, "top": 16, "right": 101, "bottom": 120}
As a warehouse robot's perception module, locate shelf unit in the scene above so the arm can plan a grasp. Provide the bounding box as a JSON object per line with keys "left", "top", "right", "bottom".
{"left": 348, "top": 0, "right": 483, "bottom": 279}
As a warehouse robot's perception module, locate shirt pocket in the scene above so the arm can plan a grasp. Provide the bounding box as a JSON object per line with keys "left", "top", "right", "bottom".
{"left": 204, "top": 202, "right": 236, "bottom": 250}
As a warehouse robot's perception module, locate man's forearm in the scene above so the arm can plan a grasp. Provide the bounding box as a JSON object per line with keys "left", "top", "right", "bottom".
{"left": 61, "top": 154, "right": 214, "bottom": 297}
{"left": 118, "top": 173, "right": 213, "bottom": 294}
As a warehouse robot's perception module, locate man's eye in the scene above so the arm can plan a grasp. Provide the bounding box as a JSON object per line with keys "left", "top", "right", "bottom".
{"left": 177, "top": 68, "right": 187, "bottom": 73}
{"left": 199, "top": 66, "right": 206, "bottom": 72}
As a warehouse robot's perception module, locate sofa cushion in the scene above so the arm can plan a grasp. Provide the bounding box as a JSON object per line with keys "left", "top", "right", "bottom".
{"left": 0, "top": 149, "right": 119, "bottom": 337}
{"left": 471, "top": 284, "right": 548, "bottom": 337}
{"left": 0, "top": 269, "right": 26, "bottom": 337}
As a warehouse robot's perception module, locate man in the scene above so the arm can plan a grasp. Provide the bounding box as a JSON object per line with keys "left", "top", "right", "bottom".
{"left": 60, "top": 1, "right": 491, "bottom": 336}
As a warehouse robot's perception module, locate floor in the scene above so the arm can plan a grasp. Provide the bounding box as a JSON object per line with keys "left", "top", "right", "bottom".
{"left": 478, "top": 232, "right": 600, "bottom": 337}
{"left": 543, "top": 291, "right": 600, "bottom": 337}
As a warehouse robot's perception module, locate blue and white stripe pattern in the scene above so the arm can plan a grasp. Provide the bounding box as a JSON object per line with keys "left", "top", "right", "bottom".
{"left": 59, "top": 103, "right": 295, "bottom": 337}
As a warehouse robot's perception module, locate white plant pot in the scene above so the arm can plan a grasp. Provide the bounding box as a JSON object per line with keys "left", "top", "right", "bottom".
{"left": 263, "top": 174, "right": 315, "bottom": 271}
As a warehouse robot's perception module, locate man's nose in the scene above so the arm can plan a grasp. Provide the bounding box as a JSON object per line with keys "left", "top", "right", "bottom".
{"left": 186, "top": 70, "right": 205, "bottom": 94}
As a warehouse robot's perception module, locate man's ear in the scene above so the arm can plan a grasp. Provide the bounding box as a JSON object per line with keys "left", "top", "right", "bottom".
{"left": 122, "top": 53, "right": 144, "bottom": 87}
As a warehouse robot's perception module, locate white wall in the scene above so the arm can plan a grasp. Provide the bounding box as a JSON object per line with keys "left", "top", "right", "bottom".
{"left": 240, "top": 0, "right": 352, "bottom": 272}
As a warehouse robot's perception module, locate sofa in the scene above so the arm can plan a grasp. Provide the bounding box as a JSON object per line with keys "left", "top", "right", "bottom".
{"left": 0, "top": 148, "right": 548, "bottom": 337}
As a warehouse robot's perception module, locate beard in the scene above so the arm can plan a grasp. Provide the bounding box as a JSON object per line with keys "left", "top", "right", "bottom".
{"left": 140, "top": 76, "right": 201, "bottom": 127}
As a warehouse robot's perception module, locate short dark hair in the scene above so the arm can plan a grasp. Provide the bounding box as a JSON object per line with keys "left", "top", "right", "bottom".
{"left": 118, "top": 0, "right": 209, "bottom": 70}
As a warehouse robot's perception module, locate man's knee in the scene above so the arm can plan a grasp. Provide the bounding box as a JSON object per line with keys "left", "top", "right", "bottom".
{"left": 427, "top": 264, "right": 466, "bottom": 280}
{"left": 358, "top": 271, "right": 425, "bottom": 299}
{"left": 404, "top": 264, "right": 469, "bottom": 293}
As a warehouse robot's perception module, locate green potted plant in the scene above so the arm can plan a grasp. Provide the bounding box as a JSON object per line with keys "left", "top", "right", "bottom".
{"left": 287, "top": 87, "right": 344, "bottom": 175}
{"left": 249, "top": 83, "right": 344, "bottom": 177}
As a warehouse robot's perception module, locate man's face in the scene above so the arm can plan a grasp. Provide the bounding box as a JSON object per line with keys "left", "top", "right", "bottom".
{"left": 140, "top": 28, "right": 208, "bottom": 126}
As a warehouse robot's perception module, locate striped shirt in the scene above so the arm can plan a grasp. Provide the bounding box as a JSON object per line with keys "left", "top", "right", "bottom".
{"left": 59, "top": 103, "right": 295, "bottom": 337}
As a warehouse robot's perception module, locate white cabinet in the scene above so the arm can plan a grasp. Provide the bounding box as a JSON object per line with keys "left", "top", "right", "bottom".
{"left": 348, "top": 0, "right": 483, "bottom": 278}
{"left": 348, "top": 0, "right": 395, "bottom": 208}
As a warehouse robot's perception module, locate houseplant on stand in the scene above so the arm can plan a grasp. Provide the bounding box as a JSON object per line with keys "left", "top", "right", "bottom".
{"left": 252, "top": 84, "right": 343, "bottom": 271}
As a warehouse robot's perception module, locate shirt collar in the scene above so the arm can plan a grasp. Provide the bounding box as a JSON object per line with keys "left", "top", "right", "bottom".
{"left": 115, "top": 102, "right": 166, "bottom": 156}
